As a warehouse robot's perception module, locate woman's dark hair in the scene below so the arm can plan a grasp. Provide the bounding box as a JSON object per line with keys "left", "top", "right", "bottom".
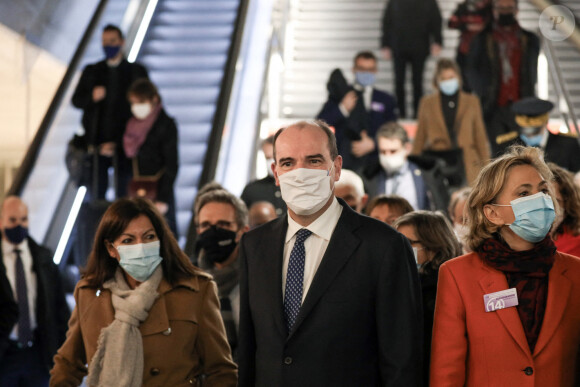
{"left": 128, "top": 78, "right": 161, "bottom": 102}
{"left": 393, "top": 210, "right": 462, "bottom": 273}
{"left": 83, "top": 198, "right": 198, "bottom": 287}
{"left": 548, "top": 162, "right": 580, "bottom": 236}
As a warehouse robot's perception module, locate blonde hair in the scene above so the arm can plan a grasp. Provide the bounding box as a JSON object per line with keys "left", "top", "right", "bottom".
{"left": 465, "top": 145, "right": 557, "bottom": 251}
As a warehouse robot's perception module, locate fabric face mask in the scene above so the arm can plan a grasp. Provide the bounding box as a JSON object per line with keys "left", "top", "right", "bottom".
{"left": 195, "top": 226, "right": 238, "bottom": 265}
{"left": 355, "top": 71, "right": 376, "bottom": 87}
{"left": 493, "top": 192, "right": 556, "bottom": 243}
{"left": 412, "top": 247, "right": 424, "bottom": 270}
{"left": 103, "top": 45, "right": 121, "bottom": 59}
{"left": 379, "top": 152, "right": 406, "bottom": 173}
{"left": 278, "top": 167, "right": 334, "bottom": 216}
{"left": 116, "top": 240, "right": 163, "bottom": 282}
{"left": 3, "top": 225, "right": 29, "bottom": 245}
{"left": 520, "top": 133, "right": 543, "bottom": 147}
{"left": 131, "top": 103, "right": 152, "bottom": 120}
{"left": 439, "top": 78, "right": 459, "bottom": 96}
{"left": 454, "top": 223, "right": 469, "bottom": 243}
{"left": 497, "top": 13, "right": 517, "bottom": 26}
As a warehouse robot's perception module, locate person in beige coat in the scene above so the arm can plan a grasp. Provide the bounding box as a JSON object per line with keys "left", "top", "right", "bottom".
{"left": 412, "top": 58, "right": 490, "bottom": 185}
{"left": 50, "top": 198, "right": 237, "bottom": 387}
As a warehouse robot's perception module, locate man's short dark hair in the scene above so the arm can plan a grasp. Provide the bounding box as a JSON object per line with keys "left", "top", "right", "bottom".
{"left": 103, "top": 24, "right": 124, "bottom": 40}
{"left": 376, "top": 122, "right": 409, "bottom": 144}
{"left": 195, "top": 189, "right": 249, "bottom": 230}
{"left": 354, "top": 51, "right": 377, "bottom": 66}
{"left": 273, "top": 120, "right": 339, "bottom": 162}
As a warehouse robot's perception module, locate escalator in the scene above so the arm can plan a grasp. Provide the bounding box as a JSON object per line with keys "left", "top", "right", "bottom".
{"left": 10, "top": 0, "right": 250, "bottom": 264}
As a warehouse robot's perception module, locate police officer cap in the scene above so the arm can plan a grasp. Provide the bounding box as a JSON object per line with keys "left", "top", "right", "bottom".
{"left": 511, "top": 97, "right": 554, "bottom": 117}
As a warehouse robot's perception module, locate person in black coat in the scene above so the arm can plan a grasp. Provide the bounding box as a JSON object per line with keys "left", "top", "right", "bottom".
{"left": 124, "top": 78, "right": 179, "bottom": 234}
{"left": 381, "top": 0, "right": 443, "bottom": 118}
{"left": 465, "top": 0, "right": 540, "bottom": 154}
{"left": 0, "top": 196, "right": 70, "bottom": 386}
{"left": 238, "top": 121, "right": 422, "bottom": 386}
{"left": 495, "top": 97, "right": 580, "bottom": 173}
{"left": 72, "top": 24, "right": 148, "bottom": 199}
{"left": 317, "top": 51, "right": 398, "bottom": 171}
{"left": 394, "top": 210, "right": 462, "bottom": 387}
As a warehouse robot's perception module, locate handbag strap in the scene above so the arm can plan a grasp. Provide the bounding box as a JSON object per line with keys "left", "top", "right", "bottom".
{"left": 132, "top": 157, "right": 165, "bottom": 180}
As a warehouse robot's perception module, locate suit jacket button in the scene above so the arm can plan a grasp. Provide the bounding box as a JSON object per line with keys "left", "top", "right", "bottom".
{"left": 524, "top": 367, "right": 533, "bottom": 376}
{"left": 150, "top": 368, "right": 160, "bottom": 376}
{"left": 284, "top": 357, "right": 292, "bottom": 365}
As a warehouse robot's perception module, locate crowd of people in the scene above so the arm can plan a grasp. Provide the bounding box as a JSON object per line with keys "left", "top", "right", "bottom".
{"left": 2, "top": 0, "right": 580, "bottom": 385}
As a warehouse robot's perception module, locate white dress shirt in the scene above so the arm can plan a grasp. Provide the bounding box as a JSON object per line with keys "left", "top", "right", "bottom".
{"left": 282, "top": 197, "right": 343, "bottom": 301}
{"left": 2, "top": 239, "right": 37, "bottom": 340}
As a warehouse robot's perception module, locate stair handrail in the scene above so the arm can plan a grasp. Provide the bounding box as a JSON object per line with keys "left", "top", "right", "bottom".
{"left": 8, "top": 0, "right": 111, "bottom": 196}
{"left": 198, "top": 0, "right": 251, "bottom": 188}
{"left": 542, "top": 37, "right": 580, "bottom": 136}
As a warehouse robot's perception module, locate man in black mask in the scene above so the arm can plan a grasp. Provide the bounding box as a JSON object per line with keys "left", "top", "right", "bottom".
{"left": 465, "top": 0, "right": 539, "bottom": 155}
{"left": 0, "top": 196, "right": 69, "bottom": 385}
{"left": 195, "top": 189, "right": 249, "bottom": 358}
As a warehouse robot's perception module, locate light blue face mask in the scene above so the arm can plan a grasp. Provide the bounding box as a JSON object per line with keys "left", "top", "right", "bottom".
{"left": 355, "top": 71, "right": 376, "bottom": 87}
{"left": 520, "top": 133, "right": 543, "bottom": 147}
{"left": 493, "top": 192, "right": 556, "bottom": 243}
{"left": 116, "top": 240, "right": 163, "bottom": 282}
{"left": 439, "top": 78, "right": 459, "bottom": 96}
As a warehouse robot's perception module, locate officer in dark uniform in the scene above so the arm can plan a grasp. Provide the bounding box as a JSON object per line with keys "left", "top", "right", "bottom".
{"left": 495, "top": 97, "right": 580, "bottom": 173}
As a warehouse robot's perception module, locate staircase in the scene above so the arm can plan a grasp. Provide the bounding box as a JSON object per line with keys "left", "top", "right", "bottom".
{"left": 277, "top": 0, "right": 580, "bottom": 121}
{"left": 138, "top": 0, "right": 240, "bottom": 245}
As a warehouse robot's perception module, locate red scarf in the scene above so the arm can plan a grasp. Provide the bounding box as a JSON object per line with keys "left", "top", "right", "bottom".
{"left": 478, "top": 235, "right": 555, "bottom": 352}
{"left": 123, "top": 103, "right": 162, "bottom": 158}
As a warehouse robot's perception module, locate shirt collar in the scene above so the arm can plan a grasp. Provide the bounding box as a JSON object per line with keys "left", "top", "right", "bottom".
{"left": 1, "top": 238, "right": 28, "bottom": 255}
{"left": 286, "top": 197, "right": 343, "bottom": 243}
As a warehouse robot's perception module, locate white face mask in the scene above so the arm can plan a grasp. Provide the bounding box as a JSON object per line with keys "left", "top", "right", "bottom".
{"left": 131, "top": 102, "right": 152, "bottom": 119}
{"left": 278, "top": 166, "right": 334, "bottom": 215}
{"left": 412, "top": 246, "right": 424, "bottom": 270}
{"left": 454, "top": 223, "right": 469, "bottom": 243}
{"left": 379, "top": 151, "right": 406, "bottom": 173}
{"left": 266, "top": 158, "right": 275, "bottom": 177}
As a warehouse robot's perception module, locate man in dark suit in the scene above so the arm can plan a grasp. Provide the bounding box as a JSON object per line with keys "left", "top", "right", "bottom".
{"left": 238, "top": 120, "right": 423, "bottom": 386}
{"left": 317, "top": 51, "right": 398, "bottom": 172}
{"left": 495, "top": 97, "right": 580, "bottom": 173}
{"left": 0, "top": 196, "right": 70, "bottom": 386}
{"left": 363, "top": 122, "right": 431, "bottom": 210}
{"left": 72, "top": 24, "right": 148, "bottom": 199}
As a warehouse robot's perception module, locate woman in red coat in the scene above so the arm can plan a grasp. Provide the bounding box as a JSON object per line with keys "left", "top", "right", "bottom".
{"left": 430, "top": 145, "right": 580, "bottom": 386}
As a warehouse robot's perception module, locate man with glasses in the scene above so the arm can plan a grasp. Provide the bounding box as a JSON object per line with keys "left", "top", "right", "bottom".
{"left": 194, "top": 188, "right": 249, "bottom": 359}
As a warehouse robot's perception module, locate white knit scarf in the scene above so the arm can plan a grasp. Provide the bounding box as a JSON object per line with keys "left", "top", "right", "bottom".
{"left": 86, "top": 266, "right": 163, "bottom": 387}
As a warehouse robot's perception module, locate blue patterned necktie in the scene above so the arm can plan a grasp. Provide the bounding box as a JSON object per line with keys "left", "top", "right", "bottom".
{"left": 284, "top": 228, "right": 312, "bottom": 332}
{"left": 14, "top": 249, "right": 33, "bottom": 346}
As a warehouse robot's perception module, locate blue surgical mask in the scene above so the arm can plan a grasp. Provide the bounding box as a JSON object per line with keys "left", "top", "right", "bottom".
{"left": 355, "top": 71, "right": 376, "bottom": 87}
{"left": 520, "top": 133, "right": 543, "bottom": 147}
{"left": 103, "top": 45, "right": 121, "bottom": 59}
{"left": 116, "top": 240, "right": 163, "bottom": 282}
{"left": 493, "top": 192, "right": 556, "bottom": 243}
{"left": 439, "top": 78, "right": 459, "bottom": 96}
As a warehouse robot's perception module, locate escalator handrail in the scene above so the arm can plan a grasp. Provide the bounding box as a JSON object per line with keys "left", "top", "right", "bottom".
{"left": 197, "top": 0, "right": 251, "bottom": 189}
{"left": 8, "top": 0, "right": 110, "bottom": 196}
{"left": 543, "top": 38, "right": 580, "bottom": 135}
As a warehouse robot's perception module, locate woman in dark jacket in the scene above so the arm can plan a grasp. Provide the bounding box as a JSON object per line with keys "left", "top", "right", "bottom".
{"left": 124, "top": 78, "right": 178, "bottom": 233}
{"left": 393, "top": 211, "right": 462, "bottom": 386}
